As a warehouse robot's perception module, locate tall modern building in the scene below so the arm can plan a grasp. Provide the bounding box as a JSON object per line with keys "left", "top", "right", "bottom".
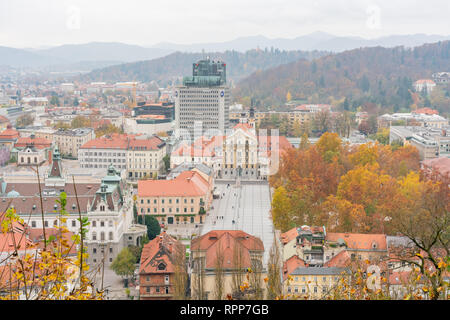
{"left": 174, "top": 58, "right": 230, "bottom": 138}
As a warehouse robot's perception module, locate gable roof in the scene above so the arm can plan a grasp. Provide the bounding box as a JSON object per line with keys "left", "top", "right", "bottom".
{"left": 191, "top": 230, "right": 264, "bottom": 269}
{"left": 326, "top": 233, "right": 387, "bottom": 251}
{"left": 139, "top": 232, "right": 180, "bottom": 274}
{"left": 138, "top": 170, "right": 210, "bottom": 197}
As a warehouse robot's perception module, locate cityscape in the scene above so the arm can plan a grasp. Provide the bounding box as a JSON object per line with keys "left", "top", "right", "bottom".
{"left": 0, "top": 0, "right": 448, "bottom": 306}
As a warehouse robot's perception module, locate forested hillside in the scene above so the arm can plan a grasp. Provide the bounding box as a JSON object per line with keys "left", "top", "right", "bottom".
{"left": 79, "top": 49, "right": 327, "bottom": 86}
{"left": 234, "top": 41, "right": 450, "bottom": 114}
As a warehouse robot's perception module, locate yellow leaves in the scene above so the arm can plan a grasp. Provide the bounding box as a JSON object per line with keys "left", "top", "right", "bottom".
{"left": 422, "top": 286, "right": 428, "bottom": 293}
{"left": 264, "top": 277, "right": 268, "bottom": 283}
{"left": 437, "top": 259, "right": 446, "bottom": 269}
{"left": 416, "top": 253, "right": 423, "bottom": 259}
{"left": 416, "top": 274, "right": 421, "bottom": 282}
{"left": 364, "top": 259, "right": 370, "bottom": 265}
{"left": 350, "top": 288, "right": 356, "bottom": 295}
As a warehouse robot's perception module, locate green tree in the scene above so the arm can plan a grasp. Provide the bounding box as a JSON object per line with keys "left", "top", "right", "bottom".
{"left": 50, "top": 95, "right": 60, "bottom": 106}
{"left": 15, "top": 113, "right": 34, "bottom": 127}
{"left": 111, "top": 247, "right": 136, "bottom": 281}
{"left": 137, "top": 214, "right": 161, "bottom": 240}
{"left": 163, "top": 155, "right": 170, "bottom": 172}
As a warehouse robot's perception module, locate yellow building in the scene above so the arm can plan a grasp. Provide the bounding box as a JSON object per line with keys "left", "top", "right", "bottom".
{"left": 284, "top": 267, "right": 350, "bottom": 299}
{"left": 137, "top": 170, "right": 212, "bottom": 225}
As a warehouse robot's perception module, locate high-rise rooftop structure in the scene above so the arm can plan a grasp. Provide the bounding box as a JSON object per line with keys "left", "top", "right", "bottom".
{"left": 175, "top": 58, "right": 230, "bottom": 138}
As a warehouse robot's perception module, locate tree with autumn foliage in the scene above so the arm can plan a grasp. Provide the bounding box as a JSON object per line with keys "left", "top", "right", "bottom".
{"left": 0, "top": 190, "right": 102, "bottom": 300}
{"left": 388, "top": 170, "right": 449, "bottom": 300}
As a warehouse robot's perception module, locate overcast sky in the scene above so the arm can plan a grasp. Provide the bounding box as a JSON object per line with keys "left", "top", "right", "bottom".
{"left": 0, "top": 0, "right": 449, "bottom": 48}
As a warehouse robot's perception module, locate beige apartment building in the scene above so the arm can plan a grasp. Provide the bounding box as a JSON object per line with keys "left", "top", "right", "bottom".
{"left": 127, "top": 136, "right": 167, "bottom": 180}
{"left": 53, "top": 128, "right": 95, "bottom": 158}
{"left": 137, "top": 170, "right": 212, "bottom": 225}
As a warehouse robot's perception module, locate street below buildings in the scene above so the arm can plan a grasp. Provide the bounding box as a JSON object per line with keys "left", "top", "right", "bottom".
{"left": 200, "top": 179, "right": 275, "bottom": 266}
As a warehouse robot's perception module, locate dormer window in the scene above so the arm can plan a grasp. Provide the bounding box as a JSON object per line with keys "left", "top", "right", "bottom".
{"left": 100, "top": 205, "right": 105, "bottom": 212}
{"left": 158, "top": 263, "right": 166, "bottom": 271}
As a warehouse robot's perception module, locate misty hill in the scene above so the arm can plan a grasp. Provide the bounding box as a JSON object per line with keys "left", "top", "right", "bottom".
{"left": 0, "top": 46, "right": 66, "bottom": 67}
{"left": 151, "top": 32, "right": 450, "bottom": 53}
{"left": 78, "top": 49, "right": 327, "bottom": 85}
{"left": 233, "top": 41, "right": 450, "bottom": 114}
{"left": 36, "top": 42, "right": 173, "bottom": 64}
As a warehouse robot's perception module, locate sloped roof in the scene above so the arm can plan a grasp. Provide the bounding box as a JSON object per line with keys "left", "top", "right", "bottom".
{"left": 138, "top": 170, "right": 210, "bottom": 197}
{"left": 191, "top": 230, "right": 264, "bottom": 269}
{"left": 326, "top": 233, "right": 387, "bottom": 251}
{"left": 139, "top": 232, "right": 180, "bottom": 274}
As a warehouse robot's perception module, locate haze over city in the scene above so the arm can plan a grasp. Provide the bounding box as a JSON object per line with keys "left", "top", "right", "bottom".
{"left": 0, "top": 0, "right": 449, "bottom": 48}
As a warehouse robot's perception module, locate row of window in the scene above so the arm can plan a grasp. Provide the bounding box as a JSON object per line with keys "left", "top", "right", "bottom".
{"left": 141, "top": 207, "right": 195, "bottom": 213}
{"left": 140, "top": 198, "right": 201, "bottom": 205}
{"left": 287, "top": 286, "right": 327, "bottom": 294}
{"left": 91, "top": 231, "right": 114, "bottom": 241}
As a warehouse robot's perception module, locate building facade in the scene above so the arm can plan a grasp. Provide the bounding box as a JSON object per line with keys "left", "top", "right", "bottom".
{"left": 53, "top": 127, "right": 95, "bottom": 158}
{"left": 137, "top": 170, "right": 213, "bottom": 225}
{"left": 138, "top": 231, "right": 183, "bottom": 300}
{"left": 175, "top": 58, "right": 230, "bottom": 137}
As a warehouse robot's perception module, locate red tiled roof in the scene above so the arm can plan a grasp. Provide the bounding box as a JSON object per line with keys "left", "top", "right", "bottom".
{"left": 283, "top": 255, "right": 306, "bottom": 281}
{"left": 128, "top": 136, "right": 164, "bottom": 150}
{"left": 191, "top": 230, "right": 264, "bottom": 269}
{"left": 15, "top": 137, "right": 52, "bottom": 149}
{"left": 139, "top": 231, "right": 180, "bottom": 274}
{"left": 324, "top": 250, "right": 351, "bottom": 268}
{"left": 326, "top": 233, "right": 387, "bottom": 251}
{"left": 0, "top": 128, "right": 19, "bottom": 140}
{"left": 0, "top": 115, "right": 10, "bottom": 123}
{"left": 280, "top": 227, "right": 298, "bottom": 245}
{"left": 414, "top": 79, "right": 435, "bottom": 85}
{"left": 412, "top": 107, "right": 439, "bottom": 115}
{"left": 138, "top": 170, "right": 210, "bottom": 197}
{"left": 422, "top": 157, "right": 450, "bottom": 176}
{"left": 80, "top": 133, "right": 130, "bottom": 150}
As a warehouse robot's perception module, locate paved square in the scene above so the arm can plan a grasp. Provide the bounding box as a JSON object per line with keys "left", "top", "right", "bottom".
{"left": 200, "top": 180, "right": 275, "bottom": 266}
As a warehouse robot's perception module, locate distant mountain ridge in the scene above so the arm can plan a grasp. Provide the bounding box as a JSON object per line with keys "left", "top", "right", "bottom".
{"left": 150, "top": 32, "right": 450, "bottom": 53}
{"left": 78, "top": 49, "right": 327, "bottom": 86}
{"left": 1, "top": 32, "right": 449, "bottom": 70}
{"left": 233, "top": 41, "right": 450, "bottom": 114}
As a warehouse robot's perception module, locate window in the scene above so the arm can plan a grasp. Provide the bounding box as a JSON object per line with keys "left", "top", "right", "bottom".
{"left": 31, "top": 221, "right": 36, "bottom": 228}
{"left": 155, "top": 287, "right": 160, "bottom": 293}
{"left": 294, "top": 287, "right": 298, "bottom": 293}
{"left": 53, "top": 220, "right": 58, "bottom": 226}
{"left": 314, "top": 287, "right": 318, "bottom": 293}
{"left": 146, "top": 276, "right": 150, "bottom": 282}
{"left": 44, "top": 221, "right": 48, "bottom": 227}
{"left": 158, "top": 263, "right": 166, "bottom": 271}
{"left": 109, "top": 232, "right": 113, "bottom": 240}
{"left": 101, "top": 221, "right": 105, "bottom": 227}
{"left": 323, "top": 277, "right": 326, "bottom": 282}
{"left": 165, "top": 275, "right": 169, "bottom": 283}
{"left": 72, "top": 220, "right": 76, "bottom": 227}
{"left": 287, "top": 287, "right": 291, "bottom": 293}
{"left": 100, "top": 232, "right": 105, "bottom": 241}
{"left": 109, "top": 247, "right": 113, "bottom": 253}
{"left": 302, "top": 287, "right": 306, "bottom": 293}
{"left": 322, "top": 286, "right": 327, "bottom": 293}
{"left": 93, "top": 248, "right": 97, "bottom": 254}
{"left": 93, "top": 221, "right": 97, "bottom": 227}
{"left": 165, "top": 287, "right": 169, "bottom": 294}
{"left": 109, "top": 220, "right": 113, "bottom": 227}
{"left": 146, "top": 286, "right": 150, "bottom": 293}
{"left": 92, "top": 232, "right": 97, "bottom": 241}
